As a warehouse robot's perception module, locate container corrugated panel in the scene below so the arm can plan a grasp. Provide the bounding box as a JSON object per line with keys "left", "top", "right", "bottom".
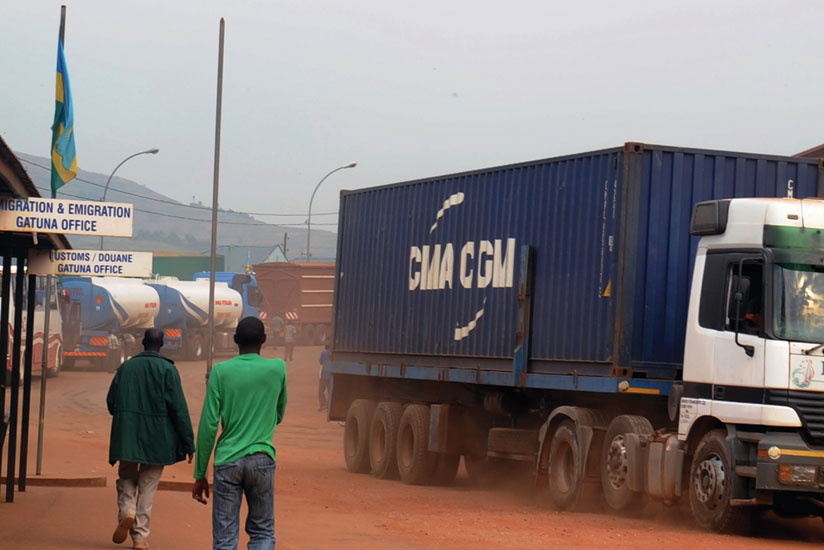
{"left": 624, "top": 145, "right": 821, "bottom": 371}
{"left": 333, "top": 143, "right": 823, "bottom": 377}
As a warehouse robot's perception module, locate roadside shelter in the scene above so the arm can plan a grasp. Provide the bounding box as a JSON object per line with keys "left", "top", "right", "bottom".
{"left": 0, "top": 134, "right": 71, "bottom": 503}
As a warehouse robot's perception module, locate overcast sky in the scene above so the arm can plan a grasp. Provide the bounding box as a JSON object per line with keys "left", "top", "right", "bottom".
{"left": 2, "top": 1, "right": 823, "bottom": 228}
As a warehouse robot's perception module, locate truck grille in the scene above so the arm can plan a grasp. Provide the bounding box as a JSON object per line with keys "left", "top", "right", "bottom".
{"left": 766, "top": 389, "right": 824, "bottom": 444}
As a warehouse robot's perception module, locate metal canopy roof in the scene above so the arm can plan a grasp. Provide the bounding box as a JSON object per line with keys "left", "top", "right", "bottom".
{"left": 0, "top": 134, "right": 71, "bottom": 251}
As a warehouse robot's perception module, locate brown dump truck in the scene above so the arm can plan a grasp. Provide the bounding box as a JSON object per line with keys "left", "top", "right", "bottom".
{"left": 253, "top": 262, "right": 335, "bottom": 345}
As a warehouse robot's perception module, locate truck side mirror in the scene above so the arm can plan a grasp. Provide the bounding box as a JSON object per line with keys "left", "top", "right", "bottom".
{"left": 727, "top": 275, "right": 750, "bottom": 322}
{"left": 729, "top": 272, "right": 755, "bottom": 357}
{"left": 247, "top": 286, "right": 263, "bottom": 308}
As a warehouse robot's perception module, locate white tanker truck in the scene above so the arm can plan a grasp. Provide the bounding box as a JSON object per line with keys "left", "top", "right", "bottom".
{"left": 61, "top": 277, "right": 159, "bottom": 370}
{"left": 148, "top": 278, "right": 243, "bottom": 360}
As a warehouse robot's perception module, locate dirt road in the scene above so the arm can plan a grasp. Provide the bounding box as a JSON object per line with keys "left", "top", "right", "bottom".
{"left": 3, "top": 345, "right": 824, "bottom": 549}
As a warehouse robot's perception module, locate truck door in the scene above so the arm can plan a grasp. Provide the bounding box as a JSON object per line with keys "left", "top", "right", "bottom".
{"left": 710, "top": 255, "right": 766, "bottom": 395}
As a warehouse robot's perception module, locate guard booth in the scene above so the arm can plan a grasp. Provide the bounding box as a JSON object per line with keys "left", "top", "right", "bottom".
{"left": 0, "top": 135, "right": 71, "bottom": 503}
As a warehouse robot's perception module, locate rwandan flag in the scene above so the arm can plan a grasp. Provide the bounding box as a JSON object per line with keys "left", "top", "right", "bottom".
{"left": 51, "top": 38, "right": 77, "bottom": 197}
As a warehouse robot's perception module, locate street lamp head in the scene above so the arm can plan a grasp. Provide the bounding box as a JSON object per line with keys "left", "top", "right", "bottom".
{"left": 146, "top": 148, "right": 160, "bottom": 154}
{"left": 345, "top": 162, "right": 357, "bottom": 168}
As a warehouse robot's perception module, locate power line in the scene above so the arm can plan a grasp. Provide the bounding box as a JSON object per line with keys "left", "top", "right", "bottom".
{"left": 19, "top": 157, "right": 338, "bottom": 218}
{"left": 30, "top": 183, "right": 338, "bottom": 227}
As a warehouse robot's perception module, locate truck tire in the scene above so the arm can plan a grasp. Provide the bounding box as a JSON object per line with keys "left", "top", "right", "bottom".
{"left": 397, "top": 404, "right": 438, "bottom": 485}
{"left": 601, "top": 415, "right": 654, "bottom": 512}
{"left": 344, "top": 399, "right": 376, "bottom": 473}
{"left": 46, "top": 344, "right": 62, "bottom": 378}
{"left": 430, "top": 453, "right": 460, "bottom": 486}
{"left": 548, "top": 419, "right": 584, "bottom": 510}
{"left": 689, "top": 429, "right": 752, "bottom": 533}
{"left": 369, "top": 401, "right": 403, "bottom": 479}
{"left": 108, "top": 338, "right": 126, "bottom": 372}
{"left": 187, "top": 334, "right": 204, "bottom": 361}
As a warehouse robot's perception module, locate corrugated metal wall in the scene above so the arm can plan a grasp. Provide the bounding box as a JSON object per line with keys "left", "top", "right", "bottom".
{"left": 334, "top": 148, "right": 624, "bottom": 362}
{"left": 627, "top": 146, "right": 821, "bottom": 369}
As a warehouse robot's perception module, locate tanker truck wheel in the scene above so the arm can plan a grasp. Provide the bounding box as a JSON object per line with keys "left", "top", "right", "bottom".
{"left": 369, "top": 401, "right": 403, "bottom": 479}
{"left": 396, "top": 404, "right": 438, "bottom": 485}
{"left": 601, "top": 415, "right": 653, "bottom": 512}
{"left": 108, "top": 338, "right": 126, "bottom": 372}
{"left": 344, "top": 399, "right": 376, "bottom": 473}
{"left": 187, "top": 334, "right": 204, "bottom": 361}
{"left": 689, "top": 430, "right": 752, "bottom": 533}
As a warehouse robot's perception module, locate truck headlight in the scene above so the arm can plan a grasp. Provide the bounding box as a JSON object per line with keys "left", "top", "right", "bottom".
{"left": 778, "top": 464, "right": 818, "bottom": 486}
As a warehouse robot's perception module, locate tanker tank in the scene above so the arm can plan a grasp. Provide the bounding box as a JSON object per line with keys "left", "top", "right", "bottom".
{"left": 148, "top": 278, "right": 243, "bottom": 360}
{"left": 61, "top": 277, "right": 160, "bottom": 370}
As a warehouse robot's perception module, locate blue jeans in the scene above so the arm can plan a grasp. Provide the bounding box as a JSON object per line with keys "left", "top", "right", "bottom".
{"left": 213, "top": 453, "right": 276, "bottom": 550}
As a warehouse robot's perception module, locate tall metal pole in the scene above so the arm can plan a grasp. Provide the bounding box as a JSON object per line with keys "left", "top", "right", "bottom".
{"left": 206, "top": 18, "right": 225, "bottom": 381}
{"left": 6, "top": 252, "right": 26, "bottom": 502}
{"left": 35, "top": 275, "right": 53, "bottom": 475}
{"left": 19, "top": 272, "right": 36, "bottom": 491}
{"left": 99, "top": 148, "right": 158, "bottom": 250}
{"left": 0, "top": 252, "right": 12, "bottom": 492}
{"left": 306, "top": 162, "right": 356, "bottom": 262}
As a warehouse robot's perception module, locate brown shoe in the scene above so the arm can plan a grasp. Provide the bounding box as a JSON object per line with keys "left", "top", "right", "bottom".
{"left": 112, "top": 514, "right": 135, "bottom": 544}
{"left": 132, "top": 541, "right": 149, "bottom": 549}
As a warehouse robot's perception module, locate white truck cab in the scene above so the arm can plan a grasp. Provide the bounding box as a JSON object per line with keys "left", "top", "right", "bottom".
{"left": 678, "top": 197, "right": 824, "bottom": 529}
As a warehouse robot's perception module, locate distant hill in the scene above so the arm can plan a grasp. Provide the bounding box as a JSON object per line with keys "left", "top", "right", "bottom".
{"left": 15, "top": 153, "right": 337, "bottom": 271}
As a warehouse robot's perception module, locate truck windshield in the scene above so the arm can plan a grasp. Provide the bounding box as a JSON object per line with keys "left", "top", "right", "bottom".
{"left": 773, "top": 263, "right": 824, "bottom": 343}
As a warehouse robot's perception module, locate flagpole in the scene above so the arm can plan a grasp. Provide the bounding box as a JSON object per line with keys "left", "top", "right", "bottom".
{"left": 206, "top": 18, "right": 225, "bottom": 383}
{"left": 53, "top": 5, "right": 66, "bottom": 200}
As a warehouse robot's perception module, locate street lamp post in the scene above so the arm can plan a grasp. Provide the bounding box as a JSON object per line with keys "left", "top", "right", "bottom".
{"left": 306, "top": 162, "right": 356, "bottom": 262}
{"left": 99, "top": 148, "right": 159, "bottom": 250}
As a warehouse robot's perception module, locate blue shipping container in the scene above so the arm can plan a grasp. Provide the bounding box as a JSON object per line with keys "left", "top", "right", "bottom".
{"left": 333, "top": 143, "right": 824, "bottom": 380}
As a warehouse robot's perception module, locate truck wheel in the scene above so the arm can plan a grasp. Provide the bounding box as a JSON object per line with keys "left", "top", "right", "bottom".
{"left": 369, "top": 401, "right": 403, "bottom": 479}
{"left": 46, "top": 344, "right": 62, "bottom": 378}
{"left": 109, "top": 338, "right": 126, "bottom": 372}
{"left": 188, "top": 334, "right": 204, "bottom": 361}
{"left": 344, "top": 399, "right": 376, "bottom": 473}
{"left": 397, "top": 404, "right": 438, "bottom": 485}
{"left": 689, "top": 429, "right": 751, "bottom": 533}
{"left": 601, "top": 415, "right": 653, "bottom": 512}
{"left": 548, "top": 420, "right": 584, "bottom": 510}
{"left": 430, "top": 453, "right": 460, "bottom": 486}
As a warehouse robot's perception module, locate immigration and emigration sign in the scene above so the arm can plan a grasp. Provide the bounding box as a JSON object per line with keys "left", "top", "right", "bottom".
{"left": 0, "top": 197, "right": 134, "bottom": 237}
{"left": 28, "top": 249, "right": 153, "bottom": 277}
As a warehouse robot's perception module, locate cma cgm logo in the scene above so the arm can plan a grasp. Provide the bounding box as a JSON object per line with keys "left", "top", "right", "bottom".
{"left": 408, "top": 239, "right": 516, "bottom": 291}
{"left": 406, "top": 191, "right": 516, "bottom": 341}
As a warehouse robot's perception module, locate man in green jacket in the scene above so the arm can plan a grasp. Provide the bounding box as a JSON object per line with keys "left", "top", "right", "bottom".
{"left": 107, "top": 328, "right": 195, "bottom": 549}
{"left": 192, "top": 317, "right": 287, "bottom": 550}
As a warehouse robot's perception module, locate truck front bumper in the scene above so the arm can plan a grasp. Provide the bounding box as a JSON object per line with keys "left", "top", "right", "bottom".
{"left": 757, "top": 432, "right": 824, "bottom": 492}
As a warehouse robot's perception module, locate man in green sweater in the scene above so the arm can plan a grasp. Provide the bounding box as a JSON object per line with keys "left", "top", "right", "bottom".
{"left": 107, "top": 328, "right": 195, "bottom": 549}
{"left": 192, "top": 317, "right": 288, "bottom": 550}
